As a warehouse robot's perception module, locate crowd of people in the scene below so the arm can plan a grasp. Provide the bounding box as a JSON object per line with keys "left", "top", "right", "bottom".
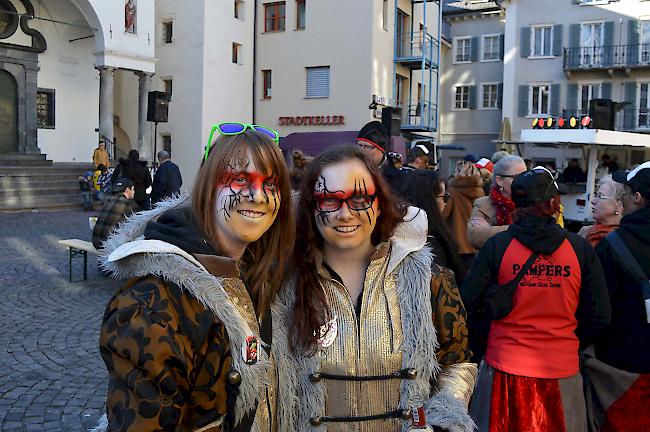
{"left": 89, "top": 121, "right": 649, "bottom": 432}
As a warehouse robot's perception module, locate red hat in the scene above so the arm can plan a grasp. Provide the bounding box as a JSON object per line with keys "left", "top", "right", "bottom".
{"left": 475, "top": 157, "right": 494, "bottom": 173}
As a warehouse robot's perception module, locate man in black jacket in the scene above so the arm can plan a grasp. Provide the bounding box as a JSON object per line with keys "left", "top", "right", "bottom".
{"left": 355, "top": 121, "right": 406, "bottom": 194}
{"left": 586, "top": 162, "right": 650, "bottom": 431}
{"left": 151, "top": 150, "right": 182, "bottom": 205}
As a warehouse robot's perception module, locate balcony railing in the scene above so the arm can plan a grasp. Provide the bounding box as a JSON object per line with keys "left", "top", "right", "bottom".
{"left": 400, "top": 100, "right": 438, "bottom": 132}
{"left": 563, "top": 44, "right": 650, "bottom": 70}
{"left": 617, "top": 108, "right": 650, "bottom": 131}
{"left": 395, "top": 31, "right": 439, "bottom": 67}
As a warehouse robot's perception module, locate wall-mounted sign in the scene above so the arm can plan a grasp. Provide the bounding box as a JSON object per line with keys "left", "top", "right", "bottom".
{"left": 278, "top": 115, "right": 345, "bottom": 126}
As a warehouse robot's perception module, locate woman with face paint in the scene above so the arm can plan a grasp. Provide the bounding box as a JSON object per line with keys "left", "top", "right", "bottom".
{"left": 272, "top": 146, "right": 476, "bottom": 432}
{"left": 97, "top": 125, "right": 294, "bottom": 432}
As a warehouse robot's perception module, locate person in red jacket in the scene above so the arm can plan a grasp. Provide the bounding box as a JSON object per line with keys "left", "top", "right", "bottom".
{"left": 462, "top": 167, "right": 611, "bottom": 432}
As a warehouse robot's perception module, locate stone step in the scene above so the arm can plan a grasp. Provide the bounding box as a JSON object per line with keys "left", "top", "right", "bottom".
{"left": 0, "top": 153, "right": 48, "bottom": 160}
{"left": 0, "top": 186, "right": 81, "bottom": 199}
{"left": 0, "top": 193, "right": 85, "bottom": 211}
{"left": 0, "top": 162, "right": 94, "bottom": 210}
{"left": 0, "top": 164, "right": 93, "bottom": 176}
{"left": 0, "top": 153, "right": 53, "bottom": 166}
{"left": 0, "top": 176, "right": 78, "bottom": 190}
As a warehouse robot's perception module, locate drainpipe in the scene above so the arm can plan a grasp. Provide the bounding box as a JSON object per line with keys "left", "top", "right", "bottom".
{"left": 252, "top": 0, "right": 258, "bottom": 123}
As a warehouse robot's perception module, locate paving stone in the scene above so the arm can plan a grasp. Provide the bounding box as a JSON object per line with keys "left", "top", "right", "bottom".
{"left": 0, "top": 209, "right": 119, "bottom": 430}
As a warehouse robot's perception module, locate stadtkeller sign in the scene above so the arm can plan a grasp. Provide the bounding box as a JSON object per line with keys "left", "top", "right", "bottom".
{"left": 278, "top": 115, "right": 345, "bottom": 126}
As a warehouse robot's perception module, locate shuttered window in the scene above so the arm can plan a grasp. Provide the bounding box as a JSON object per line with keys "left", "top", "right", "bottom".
{"left": 306, "top": 66, "right": 330, "bottom": 98}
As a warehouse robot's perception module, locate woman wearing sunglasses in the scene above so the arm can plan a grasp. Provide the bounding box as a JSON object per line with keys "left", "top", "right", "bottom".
{"left": 97, "top": 123, "right": 294, "bottom": 432}
{"left": 578, "top": 175, "right": 624, "bottom": 247}
{"left": 401, "top": 170, "right": 466, "bottom": 287}
{"left": 273, "top": 146, "right": 476, "bottom": 432}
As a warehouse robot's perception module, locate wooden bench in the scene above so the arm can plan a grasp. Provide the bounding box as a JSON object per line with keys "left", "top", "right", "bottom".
{"left": 58, "top": 239, "right": 98, "bottom": 282}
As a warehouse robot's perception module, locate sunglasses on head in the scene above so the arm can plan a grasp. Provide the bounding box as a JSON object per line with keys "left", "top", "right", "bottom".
{"left": 204, "top": 122, "right": 280, "bottom": 163}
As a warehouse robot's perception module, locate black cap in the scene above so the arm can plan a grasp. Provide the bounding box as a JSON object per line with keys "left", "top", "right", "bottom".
{"left": 613, "top": 161, "right": 650, "bottom": 199}
{"left": 411, "top": 144, "right": 430, "bottom": 158}
{"left": 357, "top": 121, "right": 389, "bottom": 152}
{"left": 111, "top": 177, "right": 134, "bottom": 193}
{"left": 511, "top": 167, "right": 559, "bottom": 208}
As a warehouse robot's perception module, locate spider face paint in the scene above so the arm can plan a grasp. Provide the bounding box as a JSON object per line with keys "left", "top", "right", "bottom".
{"left": 313, "top": 159, "right": 380, "bottom": 252}
{"left": 214, "top": 149, "right": 281, "bottom": 255}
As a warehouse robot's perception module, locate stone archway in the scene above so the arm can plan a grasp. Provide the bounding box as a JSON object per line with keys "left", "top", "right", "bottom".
{"left": 0, "top": 69, "right": 18, "bottom": 153}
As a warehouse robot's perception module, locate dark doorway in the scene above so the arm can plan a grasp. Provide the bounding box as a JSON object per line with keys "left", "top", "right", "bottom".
{"left": 0, "top": 69, "right": 18, "bottom": 153}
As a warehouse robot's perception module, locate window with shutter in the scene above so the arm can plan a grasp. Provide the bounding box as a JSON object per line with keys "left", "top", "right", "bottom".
{"left": 531, "top": 25, "right": 553, "bottom": 57}
{"left": 529, "top": 84, "right": 550, "bottom": 116}
{"left": 480, "top": 83, "right": 499, "bottom": 109}
{"left": 454, "top": 37, "right": 472, "bottom": 63}
{"left": 481, "top": 34, "right": 501, "bottom": 61}
{"left": 578, "top": 83, "right": 601, "bottom": 115}
{"left": 453, "top": 85, "right": 470, "bottom": 110}
{"left": 306, "top": 66, "right": 330, "bottom": 98}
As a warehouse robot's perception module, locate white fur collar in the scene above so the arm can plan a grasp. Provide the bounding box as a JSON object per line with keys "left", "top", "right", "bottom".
{"left": 388, "top": 206, "right": 428, "bottom": 274}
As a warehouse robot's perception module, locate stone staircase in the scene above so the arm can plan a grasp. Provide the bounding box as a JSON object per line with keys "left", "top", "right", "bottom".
{"left": 0, "top": 154, "right": 93, "bottom": 211}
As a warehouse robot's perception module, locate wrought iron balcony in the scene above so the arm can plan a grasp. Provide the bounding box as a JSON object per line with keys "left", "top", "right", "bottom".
{"left": 399, "top": 100, "right": 438, "bottom": 132}
{"left": 395, "top": 31, "right": 439, "bottom": 69}
{"left": 563, "top": 44, "right": 650, "bottom": 71}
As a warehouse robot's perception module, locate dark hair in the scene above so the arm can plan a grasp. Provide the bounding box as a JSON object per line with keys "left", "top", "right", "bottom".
{"left": 513, "top": 194, "right": 562, "bottom": 220}
{"left": 97, "top": 164, "right": 107, "bottom": 172}
{"left": 401, "top": 170, "right": 466, "bottom": 283}
{"left": 192, "top": 130, "right": 295, "bottom": 316}
{"left": 290, "top": 145, "right": 407, "bottom": 354}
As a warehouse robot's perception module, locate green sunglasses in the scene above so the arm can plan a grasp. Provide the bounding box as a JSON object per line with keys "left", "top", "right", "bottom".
{"left": 204, "top": 122, "right": 280, "bottom": 163}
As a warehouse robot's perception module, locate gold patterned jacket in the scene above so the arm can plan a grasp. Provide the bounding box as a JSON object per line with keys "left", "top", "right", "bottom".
{"left": 272, "top": 207, "right": 477, "bottom": 432}
{"left": 98, "top": 198, "right": 275, "bottom": 432}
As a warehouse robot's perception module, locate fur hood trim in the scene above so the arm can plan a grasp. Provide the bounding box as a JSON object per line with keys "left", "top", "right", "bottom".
{"left": 106, "top": 239, "right": 207, "bottom": 272}
{"left": 387, "top": 206, "right": 428, "bottom": 275}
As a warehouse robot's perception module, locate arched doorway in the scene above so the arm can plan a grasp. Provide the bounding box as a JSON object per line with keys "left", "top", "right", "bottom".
{"left": 0, "top": 69, "right": 18, "bottom": 153}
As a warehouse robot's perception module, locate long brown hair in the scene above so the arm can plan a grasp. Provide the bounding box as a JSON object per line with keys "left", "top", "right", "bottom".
{"left": 290, "top": 145, "right": 407, "bottom": 354}
{"left": 191, "top": 130, "right": 295, "bottom": 315}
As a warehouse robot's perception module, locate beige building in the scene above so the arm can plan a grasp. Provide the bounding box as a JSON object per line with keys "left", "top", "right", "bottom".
{"left": 254, "top": 0, "right": 442, "bottom": 159}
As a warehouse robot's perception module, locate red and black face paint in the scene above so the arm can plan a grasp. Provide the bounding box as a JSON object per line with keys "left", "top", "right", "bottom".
{"left": 313, "top": 175, "right": 377, "bottom": 226}
{"left": 218, "top": 165, "right": 279, "bottom": 220}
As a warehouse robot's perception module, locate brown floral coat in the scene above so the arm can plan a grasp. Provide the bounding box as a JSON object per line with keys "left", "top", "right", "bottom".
{"left": 100, "top": 275, "right": 232, "bottom": 431}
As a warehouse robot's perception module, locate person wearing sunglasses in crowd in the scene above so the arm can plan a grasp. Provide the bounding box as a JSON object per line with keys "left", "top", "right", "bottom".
{"left": 467, "top": 155, "right": 527, "bottom": 251}
{"left": 402, "top": 170, "right": 466, "bottom": 287}
{"left": 577, "top": 175, "right": 624, "bottom": 247}
{"left": 97, "top": 123, "right": 295, "bottom": 432}
{"left": 462, "top": 167, "right": 610, "bottom": 432}
{"left": 272, "top": 145, "right": 476, "bottom": 432}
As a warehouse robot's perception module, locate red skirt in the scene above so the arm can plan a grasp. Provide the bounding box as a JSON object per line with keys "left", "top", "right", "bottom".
{"left": 470, "top": 362, "right": 586, "bottom": 432}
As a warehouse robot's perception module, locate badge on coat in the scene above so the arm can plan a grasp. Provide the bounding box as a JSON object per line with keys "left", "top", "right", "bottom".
{"left": 317, "top": 315, "right": 338, "bottom": 348}
{"left": 242, "top": 335, "right": 258, "bottom": 365}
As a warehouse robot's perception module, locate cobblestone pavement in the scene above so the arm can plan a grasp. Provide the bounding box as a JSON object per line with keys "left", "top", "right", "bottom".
{"left": 0, "top": 209, "right": 121, "bottom": 431}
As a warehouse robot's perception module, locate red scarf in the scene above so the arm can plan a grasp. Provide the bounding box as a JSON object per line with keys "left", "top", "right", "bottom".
{"left": 585, "top": 224, "right": 618, "bottom": 247}
{"left": 490, "top": 186, "right": 515, "bottom": 226}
